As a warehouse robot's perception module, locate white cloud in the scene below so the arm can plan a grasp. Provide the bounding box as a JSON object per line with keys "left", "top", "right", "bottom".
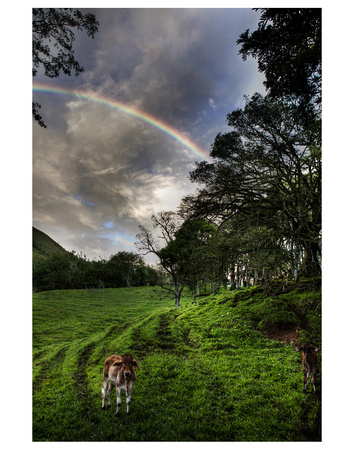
{"left": 208, "top": 98, "right": 217, "bottom": 110}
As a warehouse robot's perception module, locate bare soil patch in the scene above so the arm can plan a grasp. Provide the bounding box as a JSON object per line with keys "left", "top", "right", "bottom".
{"left": 266, "top": 325, "right": 299, "bottom": 345}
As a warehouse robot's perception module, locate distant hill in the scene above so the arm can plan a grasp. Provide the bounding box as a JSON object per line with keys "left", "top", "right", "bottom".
{"left": 33, "top": 227, "right": 68, "bottom": 263}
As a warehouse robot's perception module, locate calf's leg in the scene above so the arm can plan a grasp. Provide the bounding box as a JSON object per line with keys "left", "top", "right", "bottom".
{"left": 126, "top": 382, "right": 134, "bottom": 415}
{"left": 312, "top": 370, "right": 316, "bottom": 393}
{"left": 303, "top": 369, "right": 309, "bottom": 393}
{"left": 101, "top": 378, "right": 108, "bottom": 409}
{"left": 107, "top": 381, "right": 113, "bottom": 407}
{"left": 115, "top": 386, "right": 122, "bottom": 416}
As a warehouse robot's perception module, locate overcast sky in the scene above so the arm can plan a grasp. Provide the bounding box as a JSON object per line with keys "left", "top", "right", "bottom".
{"left": 32, "top": 7, "right": 266, "bottom": 264}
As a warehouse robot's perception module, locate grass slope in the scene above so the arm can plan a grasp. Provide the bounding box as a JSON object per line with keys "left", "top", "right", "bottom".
{"left": 33, "top": 282, "right": 321, "bottom": 441}
{"left": 33, "top": 227, "right": 68, "bottom": 263}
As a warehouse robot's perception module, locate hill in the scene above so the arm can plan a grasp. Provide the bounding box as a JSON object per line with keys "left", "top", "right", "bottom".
{"left": 33, "top": 227, "right": 68, "bottom": 262}
{"left": 33, "top": 280, "right": 321, "bottom": 441}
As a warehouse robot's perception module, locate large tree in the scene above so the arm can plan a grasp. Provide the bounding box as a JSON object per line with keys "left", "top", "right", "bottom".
{"left": 32, "top": 8, "right": 99, "bottom": 127}
{"left": 169, "top": 218, "right": 218, "bottom": 298}
{"left": 184, "top": 93, "right": 321, "bottom": 277}
{"left": 136, "top": 213, "right": 217, "bottom": 306}
{"left": 237, "top": 8, "right": 321, "bottom": 120}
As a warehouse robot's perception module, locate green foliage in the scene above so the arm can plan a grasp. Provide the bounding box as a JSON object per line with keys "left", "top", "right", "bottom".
{"left": 237, "top": 8, "right": 321, "bottom": 115}
{"left": 136, "top": 212, "right": 190, "bottom": 306}
{"left": 106, "top": 251, "right": 145, "bottom": 288}
{"left": 33, "top": 248, "right": 158, "bottom": 292}
{"left": 160, "top": 219, "right": 218, "bottom": 293}
{"left": 186, "top": 92, "right": 321, "bottom": 279}
{"left": 33, "top": 283, "right": 321, "bottom": 441}
{"left": 33, "top": 252, "right": 76, "bottom": 291}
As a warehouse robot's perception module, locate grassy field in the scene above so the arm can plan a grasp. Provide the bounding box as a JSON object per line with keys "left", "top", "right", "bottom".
{"left": 32, "top": 282, "right": 321, "bottom": 441}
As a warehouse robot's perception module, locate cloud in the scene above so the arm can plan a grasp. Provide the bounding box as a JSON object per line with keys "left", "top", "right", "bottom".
{"left": 208, "top": 98, "right": 217, "bottom": 110}
{"left": 33, "top": 8, "right": 265, "bottom": 262}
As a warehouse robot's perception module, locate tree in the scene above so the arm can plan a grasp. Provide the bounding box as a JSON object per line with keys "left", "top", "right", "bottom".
{"left": 108, "top": 251, "right": 144, "bottom": 288}
{"left": 134, "top": 265, "right": 159, "bottom": 287}
{"left": 164, "top": 219, "right": 218, "bottom": 300}
{"left": 136, "top": 212, "right": 185, "bottom": 306}
{"left": 184, "top": 93, "right": 321, "bottom": 278}
{"left": 216, "top": 216, "right": 292, "bottom": 287}
{"left": 136, "top": 212, "right": 220, "bottom": 305}
{"left": 33, "top": 252, "right": 73, "bottom": 291}
{"left": 237, "top": 8, "right": 321, "bottom": 120}
{"left": 179, "top": 8, "right": 321, "bottom": 282}
{"left": 32, "top": 8, "right": 99, "bottom": 127}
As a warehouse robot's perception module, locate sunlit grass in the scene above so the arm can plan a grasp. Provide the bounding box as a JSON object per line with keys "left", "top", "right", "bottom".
{"left": 33, "top": 284, "right": 321, "bottom": 441}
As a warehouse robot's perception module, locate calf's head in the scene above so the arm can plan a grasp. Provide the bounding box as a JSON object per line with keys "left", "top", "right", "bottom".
{"left": 296, "top": 343, "right": 318, "bottom": 361}
{"left": 113, "top": 353, "right": 139, "bottom": 378}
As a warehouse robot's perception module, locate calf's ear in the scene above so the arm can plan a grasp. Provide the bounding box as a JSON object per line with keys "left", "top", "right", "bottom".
{"left": 295, "top": 347, "right": 303, "bottom": 352}
{"left": 312, "top": 347, "right": 319, "bottom": 352}
{"left": 132, "top": 359, "right": 140, "bottom": 369}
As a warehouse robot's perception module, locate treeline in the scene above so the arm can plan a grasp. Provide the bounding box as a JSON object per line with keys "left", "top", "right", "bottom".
{"left": 34, "top": 10, "right": 322, "bottom": 303}
{"left": 33, "top": 250, "right": 160, "bottom": 292}
{"left": 136, "top": 9, "right": 322, "bottom": 306}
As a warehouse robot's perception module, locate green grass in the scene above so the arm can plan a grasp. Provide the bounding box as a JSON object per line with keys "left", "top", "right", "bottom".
{"left": 33, "top": 283, "right": 321, "bottom": 441}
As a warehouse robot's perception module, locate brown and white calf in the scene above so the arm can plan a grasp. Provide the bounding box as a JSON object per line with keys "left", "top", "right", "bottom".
{"left": 295, "top": 343, "right": 318, "bottom": 393}
{"left": 101, "top": 354, "right": 140, "bottom": 415}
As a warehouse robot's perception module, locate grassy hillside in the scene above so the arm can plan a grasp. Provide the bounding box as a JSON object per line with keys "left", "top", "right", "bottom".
{"left": 33, "top": 281, "right": 321, "bottom": 441}
{"left": 33, "top": 227, "right": 68, "bottom": 263}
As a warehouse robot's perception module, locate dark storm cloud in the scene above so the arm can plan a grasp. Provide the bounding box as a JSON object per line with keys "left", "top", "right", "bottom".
{"left": 33, "top": 8, "right": 265, "bottom": 261}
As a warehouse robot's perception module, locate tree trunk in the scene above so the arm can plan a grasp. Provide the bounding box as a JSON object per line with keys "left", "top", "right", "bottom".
{"left": 230, "top": 265, "right": 236, "bottom": 290}
{"left": 173, "top": 277, "right": 185, "bottom": 307}
{"left": 174, "top": 279, "right": 180, "bottom": 307}
{"left": 300, "top": 241, "right": 321, "bottom": 277}
{"left": 254, "top": 269, "right": 259, "bottom": 286}
{"left": 211, "top": 282, "right": 220, "bottom": 295}
{"left": 197, "top": 281, "right": 201, "bottom": 297}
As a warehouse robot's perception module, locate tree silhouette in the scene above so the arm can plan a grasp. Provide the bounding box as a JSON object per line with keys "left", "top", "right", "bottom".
{"left": 32, "top": 8, "right": 99, "bottom": 127}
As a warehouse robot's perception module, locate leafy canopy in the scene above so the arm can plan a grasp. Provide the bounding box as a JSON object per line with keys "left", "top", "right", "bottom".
{"left": 185, "top": 93, "right": 321, "bottom": 277}
{"left": 237, "top": 8, "right": 321, "bottom": 119}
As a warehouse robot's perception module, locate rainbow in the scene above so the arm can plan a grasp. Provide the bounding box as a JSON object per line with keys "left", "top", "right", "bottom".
{"left": 33, "top": 81, "right": 212, "bottom": 162}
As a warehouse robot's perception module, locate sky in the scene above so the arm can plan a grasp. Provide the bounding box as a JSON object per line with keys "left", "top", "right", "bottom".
{"left": 5, "top": 4, "right": 354, "bottom": 445}
{"left": 33, "top": 7, "right": 267, "bottom": 264}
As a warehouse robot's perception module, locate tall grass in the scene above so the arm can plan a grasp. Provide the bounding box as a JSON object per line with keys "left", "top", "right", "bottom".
{"left": 33, "top": 284, "right": 321, "bottom": 441}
